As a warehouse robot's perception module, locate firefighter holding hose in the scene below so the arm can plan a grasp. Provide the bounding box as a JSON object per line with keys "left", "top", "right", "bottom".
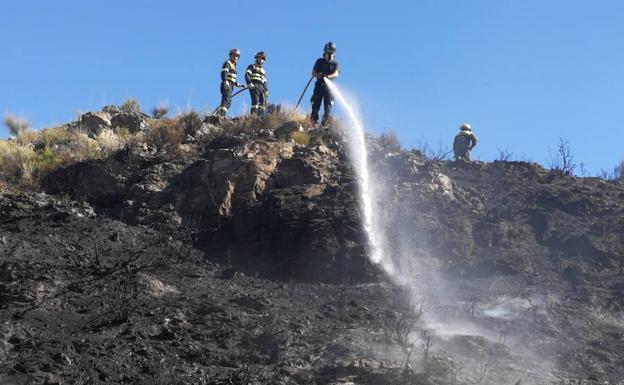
{"left": 310, "top": 42, "right": 340, "bottom": 126}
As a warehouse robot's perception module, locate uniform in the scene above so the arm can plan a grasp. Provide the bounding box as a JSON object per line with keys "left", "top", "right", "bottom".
{"left": 245, "top": 63, "right": 268, "bottom": 115}
{"left": 311, "top": 57, "right": 340, "bottom": 125}
{"left": 215, "top": 59, "right": 238, "bottom": 116}
{"left": 453, "top": 128, "right": 478, "bottom": 161}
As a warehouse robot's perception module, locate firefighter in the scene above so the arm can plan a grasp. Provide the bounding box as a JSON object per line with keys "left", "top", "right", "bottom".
{"left": 453, "top": 123, "right": 478, "bottom": 161}
{"left": 245, "top": 51, "right": 268, "bottom": 115}
{"left": 215, "top": 48, "right": 245, "bottom": 117}
{"left": 310, "top": 42, "right": 340, "bottom": 126}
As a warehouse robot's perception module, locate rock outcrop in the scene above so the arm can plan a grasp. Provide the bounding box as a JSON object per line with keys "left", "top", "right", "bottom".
{"left": 77, "top": 107, "right": 148, "bottom": 137}
{"left": 43, "top": 131, "right": 375, "bottom": 282}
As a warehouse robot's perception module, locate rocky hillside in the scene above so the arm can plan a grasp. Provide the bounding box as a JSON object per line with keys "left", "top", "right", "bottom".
{"left": 1, "top": 108, "right": 624, "bottom": 384}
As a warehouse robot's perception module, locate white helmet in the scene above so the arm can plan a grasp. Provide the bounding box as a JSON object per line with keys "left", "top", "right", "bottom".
{"left": 460, "top": 123, "right": 471, "bottom": 131}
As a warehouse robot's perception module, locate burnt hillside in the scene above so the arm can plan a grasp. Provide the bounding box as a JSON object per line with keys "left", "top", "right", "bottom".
{"left": 1, "top": 108, "right": 623, "bottom": 384}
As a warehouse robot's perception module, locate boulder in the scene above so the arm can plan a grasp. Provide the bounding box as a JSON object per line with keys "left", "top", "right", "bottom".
{"left": 111, "top": 112, "right": 147, "bottom": 133}
{"left": 78, "top": 111, "right": 111, "bottom": 137}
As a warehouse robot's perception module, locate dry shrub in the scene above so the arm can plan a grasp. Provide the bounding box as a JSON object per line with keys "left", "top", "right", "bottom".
{"left": 145, "top": 119, "right": 183, "bottom": 152}
{"left": 152, "top": 104, "right": 169, "bottom": 119}
{"left": 120, "top": 97, "right": 141, "bottom": 114}
{"left": 290, "top": 131, "right": 310, "bottom": 146}
{"left": 0, "top": 143, "right": 60, "bottom": 186}
{"left": 0, "top": 141, "right": 37, "bottom": 185}
{"left": 377, "top": 131, "right": 402, "bottom": 153}
{"left": 599, "top": 160, "right": 624, "bottom": 181}
{"left": 28, "top": 126, "right": 99, "bottom": 162}
{"left": 177, "top": 111, "right": 202, "bottom": 136}
{"left": 4, "top": 113, "right": 31, "bottom": 137}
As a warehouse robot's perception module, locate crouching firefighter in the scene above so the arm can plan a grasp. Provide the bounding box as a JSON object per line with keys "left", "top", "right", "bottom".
{"left": 246, "top": 51, "right": 268, "bottom": 115}
{"left": 310, "top": 42, "right": 340, "bottom": 126}
{"left": 453, "top": 123, "right": 478, "bottom": 162}
{"left": 215, "top": 48, "right": 245, "bottom": 117}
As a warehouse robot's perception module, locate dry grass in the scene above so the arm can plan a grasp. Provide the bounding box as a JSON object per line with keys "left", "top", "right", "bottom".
{"left": 0, "top": 104, "right": 316, "bottom": 188}
{"left": 264, "top": 104, "right": 312, "bottom": 130}
{"left": 0, "top": 124, "right": 126, "bottom": 187}
{"left": 290, "top": 131, "right": 310, "bottom": 146}
{"left": 220, "top": 104, "right": 312, "bottom": 136}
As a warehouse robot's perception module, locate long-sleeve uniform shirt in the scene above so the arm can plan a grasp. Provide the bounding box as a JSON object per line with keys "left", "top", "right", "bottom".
{"left": 221, "top": 60, "right": 238, "bottom": 85}
{"left": 310, "top": 57, "right": 340, "bottom": 124}
{"left": 244, "top": 64, "right": 267, "bottom": 90}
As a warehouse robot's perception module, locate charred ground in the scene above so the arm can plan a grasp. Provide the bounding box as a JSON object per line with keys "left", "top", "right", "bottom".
{"left": 1, "top": 108, "right": 624, "bottom": 384}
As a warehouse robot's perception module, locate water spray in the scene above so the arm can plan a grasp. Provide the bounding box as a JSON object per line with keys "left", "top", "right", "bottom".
{"left": 323, "top": 78, "right": 392, "bottom": 275}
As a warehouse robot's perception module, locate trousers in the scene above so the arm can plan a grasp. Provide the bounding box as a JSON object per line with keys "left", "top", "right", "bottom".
{"left": 310, "top": 81, "right": 333, "bottom": 124}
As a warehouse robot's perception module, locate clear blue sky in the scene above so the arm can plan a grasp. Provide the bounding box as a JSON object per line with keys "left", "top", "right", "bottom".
{"left": 1, "top": 1, "right": 623, "bottom": 173}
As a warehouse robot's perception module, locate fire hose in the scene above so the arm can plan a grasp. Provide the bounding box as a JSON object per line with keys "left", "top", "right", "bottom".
{"left": 295, "top": 77, "right": 314, "bottom": 109}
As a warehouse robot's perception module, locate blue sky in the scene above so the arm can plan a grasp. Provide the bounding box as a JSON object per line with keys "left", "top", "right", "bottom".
{"left": 1, "top": 1, "right": 622, "bottom": 173}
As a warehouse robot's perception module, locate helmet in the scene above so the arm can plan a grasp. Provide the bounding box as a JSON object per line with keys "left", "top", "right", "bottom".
{"left": 255, "top": 51, "right": 266, "bottom": 60}
{"left": 323, "top": 42, "right": 337, "bottom": 53}
{"left": 229, "top": 48, "right": 240, "bottom": 57}
{"left": 460, "top": 123, "right": 471, "bottom": 131}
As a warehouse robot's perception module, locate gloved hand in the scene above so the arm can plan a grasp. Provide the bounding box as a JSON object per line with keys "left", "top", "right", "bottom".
{"left": 236, "top": 82, "right": 245, "bottom": 88}
{"left": 247, "top": 83, "right": 255, "bottom": 89}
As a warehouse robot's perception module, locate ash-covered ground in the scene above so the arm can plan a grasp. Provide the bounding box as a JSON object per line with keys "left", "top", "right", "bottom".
{"left": 1, "top": 111, "right": 624, "bottom": 384}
